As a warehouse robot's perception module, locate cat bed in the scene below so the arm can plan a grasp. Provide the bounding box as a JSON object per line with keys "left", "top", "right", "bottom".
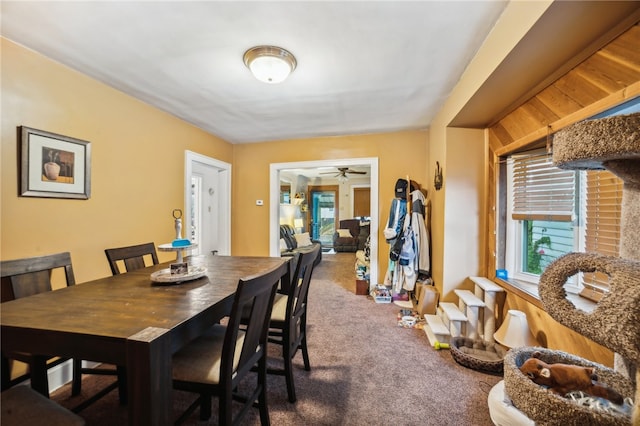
{"left": 450, "top": 337, "right": 507, "bottom": 374}
{"left": 504, "top": 347, "right": 635, "bottom": 426}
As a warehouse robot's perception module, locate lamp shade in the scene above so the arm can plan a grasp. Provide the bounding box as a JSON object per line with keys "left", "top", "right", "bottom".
{"left": 279, "top": 204, "right": 297, "bottom": 226}
{"left": 493, "top": 310, "right": 539, "bottom": 348}
{"left": 243, "top": 46, "right": 296, "bottom": 84}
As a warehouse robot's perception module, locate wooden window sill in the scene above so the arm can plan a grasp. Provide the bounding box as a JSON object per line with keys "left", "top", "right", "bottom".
{"left": 494, "top": 278, "right": 596, "bottom": 313}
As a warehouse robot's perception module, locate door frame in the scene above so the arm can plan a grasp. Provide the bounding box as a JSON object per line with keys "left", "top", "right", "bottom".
{"left": 270, "top": 157, "right": 379, "bottom": 285}
{"left": 184, "top": 150, "right": 232, "bottom": 255}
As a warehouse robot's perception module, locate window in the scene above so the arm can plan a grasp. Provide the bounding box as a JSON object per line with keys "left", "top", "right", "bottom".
{"left": 504, "top": 153, "right": 624, "bottom": 297}
{"left": 505, "top": 151, "right": 579, "bottom": 287}
{"left": 501, "top": 97, "right": 638, "bottom": 297}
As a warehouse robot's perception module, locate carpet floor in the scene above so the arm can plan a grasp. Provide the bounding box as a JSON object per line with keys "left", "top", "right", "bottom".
{"left": 50, "top": 252, "right": 501, "bottom": 425}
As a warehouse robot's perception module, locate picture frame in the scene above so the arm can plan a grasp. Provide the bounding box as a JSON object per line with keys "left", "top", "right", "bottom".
{"left": 19, "top": 126, "right": 91, "bottom": 199}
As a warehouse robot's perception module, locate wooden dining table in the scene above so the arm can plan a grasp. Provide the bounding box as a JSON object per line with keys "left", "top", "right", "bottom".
{"left": 0, "top": 253, "right": 289, "bottom": 425}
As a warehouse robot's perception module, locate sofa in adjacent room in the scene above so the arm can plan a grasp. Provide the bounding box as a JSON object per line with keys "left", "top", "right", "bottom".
{"left": 333, "top": 219, "right": 370, "bottom": 252}
{"left": 279, "top": 224, "right": 322, "bottom": 265}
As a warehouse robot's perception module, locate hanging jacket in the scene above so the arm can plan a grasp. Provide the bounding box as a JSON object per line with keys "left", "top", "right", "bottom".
{"left": 411, "top": 189, "right": 430, "bottom": 276}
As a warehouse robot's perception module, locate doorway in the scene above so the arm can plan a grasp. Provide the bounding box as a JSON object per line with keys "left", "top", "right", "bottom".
{"left": 270, "top": 157, "right": 379, "bottom": 285}
{"left": 309, "top": 185, "right": 339, "bottom": 246}
{"left": 184, "top": 151, "right": 231, "bottom": 256}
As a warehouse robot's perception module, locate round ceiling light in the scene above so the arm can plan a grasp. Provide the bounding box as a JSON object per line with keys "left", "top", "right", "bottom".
{"left": 243, "top": 45, "right": 297, "bottom": 84}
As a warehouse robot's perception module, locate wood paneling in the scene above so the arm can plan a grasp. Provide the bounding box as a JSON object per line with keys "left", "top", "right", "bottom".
{"left": 489, "top": 22, "right": 640, "bottom": 152}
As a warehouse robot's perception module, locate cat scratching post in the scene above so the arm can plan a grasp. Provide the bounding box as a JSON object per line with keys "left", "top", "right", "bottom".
{"left": 544, "top": 112, "right": 640, "bottom": 424}
{"left": 503, "top": 113, "right": 640, "bottom": 426}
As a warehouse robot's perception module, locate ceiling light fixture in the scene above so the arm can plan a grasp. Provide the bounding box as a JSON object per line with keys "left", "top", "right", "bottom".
{"left": 243, "top": 45, "right": 297, "bottom": 84}
{"left": 337, "top": 174, "right": 349, "bottom": 184}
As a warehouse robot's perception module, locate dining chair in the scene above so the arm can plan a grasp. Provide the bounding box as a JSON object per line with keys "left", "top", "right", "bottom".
{"left": 171, "top": 260, "right": 288, "bottom": 425}
{"left": 79, "top": 242, "right": 160, "bottom": 405}
{"left": 267, "top": 244, "right": 320, "bottom": 403}
{"left": 104, "top": 241, "right": 158, "bottom": 275}
{"left": 0, "top": 252, "right": 78, "bottom": 398}
{"left": 1, "top": 251, "right": 128, "bottom": 411}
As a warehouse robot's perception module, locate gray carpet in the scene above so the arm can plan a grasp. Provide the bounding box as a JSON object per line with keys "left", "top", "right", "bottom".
{"left": 51, "top": 252, "right": 500, "bottom": 425}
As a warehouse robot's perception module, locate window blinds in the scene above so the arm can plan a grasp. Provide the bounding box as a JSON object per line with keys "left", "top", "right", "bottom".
{"left": 582, "top": 170, "right": 623, "bottom": 292}
{"left": 511, "top": 152, "right": 576, "bottom": 222}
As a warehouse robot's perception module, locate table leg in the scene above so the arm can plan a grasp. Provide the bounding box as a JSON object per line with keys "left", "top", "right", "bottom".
{"left": 126, "top": 327, "right": 171, "bottom": 426}
{"left": 30, "top": 355, "right": 50, "bottom": 397}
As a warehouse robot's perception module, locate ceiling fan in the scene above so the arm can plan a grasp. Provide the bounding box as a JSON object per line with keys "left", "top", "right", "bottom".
{"left": 320, "top": 167, "right": 367, "bottom": 178}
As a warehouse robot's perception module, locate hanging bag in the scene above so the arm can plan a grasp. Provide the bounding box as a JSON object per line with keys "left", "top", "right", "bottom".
{"left": 389, "top": 233, "right": 404, "bottom": 261}
{"left": 399, "top": 225, "right": 415, "bottom": 266}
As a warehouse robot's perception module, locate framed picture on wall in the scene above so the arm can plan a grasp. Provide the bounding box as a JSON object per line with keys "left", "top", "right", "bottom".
{"left": 19, "top": 126, "right": 91, "bottom": 199}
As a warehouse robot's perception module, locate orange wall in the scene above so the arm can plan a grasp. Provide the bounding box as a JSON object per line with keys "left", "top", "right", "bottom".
{"left": 1, "top": 38, "right": 428, "bottom": 284}
{"left": 1, "top": 38, "right": 233, "bottom": 283}
{"left": 231, "top": 132, "right": 429, "bottom": 280}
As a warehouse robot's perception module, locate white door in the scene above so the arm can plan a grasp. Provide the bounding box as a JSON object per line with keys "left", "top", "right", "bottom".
{"left": 185, "top": 151, "right": 231, "bottom": 256}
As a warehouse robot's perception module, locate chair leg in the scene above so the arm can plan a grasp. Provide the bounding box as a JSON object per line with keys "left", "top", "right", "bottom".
{"left": 300, "top": 333, "right": 311, "bottom": 372}
{"left": 283, "top": 340, "right": 297, "bottom": 403}
{"left": 300, "top": 316, "right": 311, "bottom": 371}
{"left": 258, "top": 368, "right": 270, "bottom": 426}
{"left": 71, "top": 359, "right": 82, "bottom": 396}
{"left": 116, "top": 366, "right": 128, "bottom": 404}
{"left": 1, "top": 355, "right": 11, "bottom": 391}
{"left": 200, "top": 394, "right": 212, "bottom": 421}
{"left": 218, "top": 392, "right": 231, "bottom": 424}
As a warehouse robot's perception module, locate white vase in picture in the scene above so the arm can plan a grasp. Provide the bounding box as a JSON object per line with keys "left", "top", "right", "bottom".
{"left": 44, "top": 162, "right": 60, "bottom": 180}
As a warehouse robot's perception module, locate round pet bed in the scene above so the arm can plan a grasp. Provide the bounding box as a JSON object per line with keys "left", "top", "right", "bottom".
{"left": 450, "top": 337, "right": 507, "bottom": 374}
{"left": 504, "top": 347, "right": 634, "bottom": 426}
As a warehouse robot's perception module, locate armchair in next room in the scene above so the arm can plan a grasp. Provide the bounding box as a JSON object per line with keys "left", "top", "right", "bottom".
{"left": 333, "top": 219, "right": 369, "bottom": 252}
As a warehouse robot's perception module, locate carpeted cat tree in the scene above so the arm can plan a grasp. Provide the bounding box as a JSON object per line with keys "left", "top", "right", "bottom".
{"left": 503, "top": 112, "right": 640, "bottom": 426}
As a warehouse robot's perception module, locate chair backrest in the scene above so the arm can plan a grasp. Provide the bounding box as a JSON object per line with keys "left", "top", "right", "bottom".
{"left": 104, "top": 242, "right": 158, "bottom": 275}
{"left": 222, "top": 261, "right": 288, "bottom": 383}
{"left": 286, "top": 244, "right": 321, "bottom": 323}
{"left": 338, "top": 219, "right": 361, "bottom": 238}
{"left": 279, "top": 224, "right": 297, "bottom": 251}
{"left": 1, "top": 252, "right": 75, "bottom": 303}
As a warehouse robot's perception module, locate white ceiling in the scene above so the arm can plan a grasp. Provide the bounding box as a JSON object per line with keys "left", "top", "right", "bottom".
{"left": 0, "top": 1, "right": 508, "bottom": 144}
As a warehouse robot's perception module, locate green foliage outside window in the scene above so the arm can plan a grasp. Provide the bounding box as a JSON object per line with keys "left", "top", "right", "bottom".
{"left": 524, "top": 221, "right": 552, "bottom": 274}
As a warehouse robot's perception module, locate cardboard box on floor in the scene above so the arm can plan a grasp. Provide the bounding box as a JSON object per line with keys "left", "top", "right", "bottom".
{"left": 414, "top": 281, "right": 439, "bottom": 315}
{"left": 355, "top": 279, "right": 369, "bottom": 295}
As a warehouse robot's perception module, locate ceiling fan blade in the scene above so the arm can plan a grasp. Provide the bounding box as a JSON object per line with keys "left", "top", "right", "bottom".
{"left": 346, "top": 170, "right": 367, "bottom": 174}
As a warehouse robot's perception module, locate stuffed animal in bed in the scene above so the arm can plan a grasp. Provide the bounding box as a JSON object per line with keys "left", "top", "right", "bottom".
{"left": 520, "top": 351, "right": 623, "bottom": 405}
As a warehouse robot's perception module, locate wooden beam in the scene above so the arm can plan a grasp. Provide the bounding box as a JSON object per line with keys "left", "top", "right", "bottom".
{"left": 495, "top": 82, "right": 640, "bottom": 156}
